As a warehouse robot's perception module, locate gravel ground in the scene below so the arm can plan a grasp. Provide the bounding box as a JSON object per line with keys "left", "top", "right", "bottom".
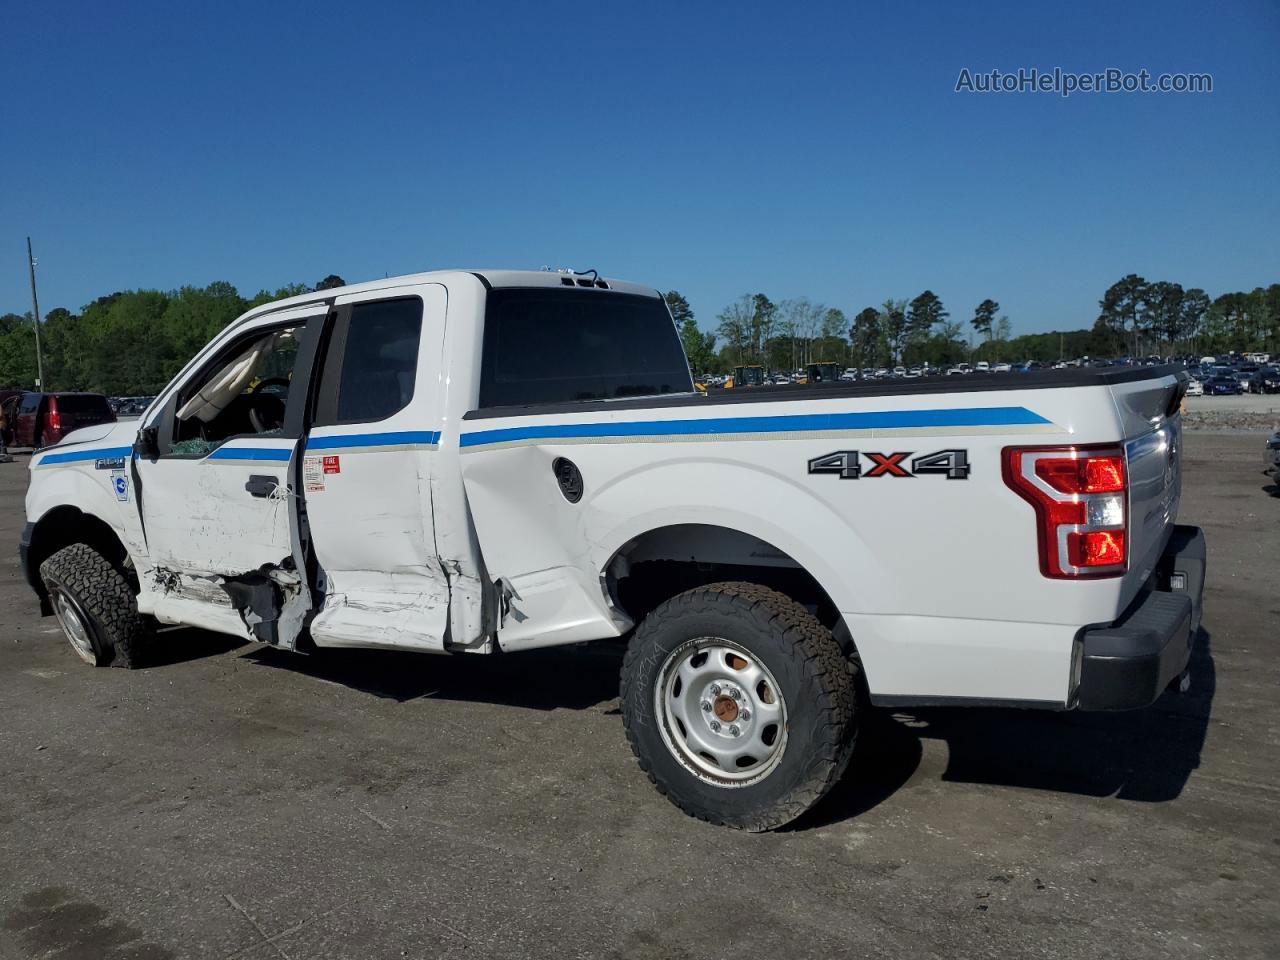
{"left": 0, "top": 432, "right": 1277, "bottom": 960}
{"left": 1183, "top": 394, "right": 1280, "bottom": 432}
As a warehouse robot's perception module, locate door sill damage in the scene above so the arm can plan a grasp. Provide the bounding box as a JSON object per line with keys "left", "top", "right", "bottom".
{"left": 220, "top": 561, "right": 305, "bottom": 645}
{"left": 151, "top": 561, "right": 304, "bottom": 646}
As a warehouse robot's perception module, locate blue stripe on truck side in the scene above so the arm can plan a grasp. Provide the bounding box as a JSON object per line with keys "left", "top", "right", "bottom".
{"left": 35, "top": 432, "right": 440, "bottom": 466}
{"left": 34, "top": 411, "right": 1045, "bottom": 462}
{"left": 35, "top": 445, "right": 135, "bottom": 466}
{"left": 459, "top": 406, "right": 1052, "bottom": 449}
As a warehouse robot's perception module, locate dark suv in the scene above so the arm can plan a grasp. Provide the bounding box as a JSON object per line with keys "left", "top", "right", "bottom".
{"left": 1205, "top": 375, "right": 1243, "bottom": 396}
{"left": 6, "top": 392, "right": 116, "bottom": 448}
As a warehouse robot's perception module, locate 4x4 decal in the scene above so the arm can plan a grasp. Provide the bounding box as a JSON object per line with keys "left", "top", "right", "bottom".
{"left": 808, "top": 449, "right": 970, "bottom": 480}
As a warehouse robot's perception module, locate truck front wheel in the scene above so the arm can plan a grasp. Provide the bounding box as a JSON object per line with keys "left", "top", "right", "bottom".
{"left": 40, "top": 543, "right": 152, "bottom": 668}
{"left": 621, "top": 582, "right": 858, "bottom": 831}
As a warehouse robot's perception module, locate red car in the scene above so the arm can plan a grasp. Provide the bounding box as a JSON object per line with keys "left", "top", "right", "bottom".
{"left": 6, "top": 392, "right": 116, "bottom": 448}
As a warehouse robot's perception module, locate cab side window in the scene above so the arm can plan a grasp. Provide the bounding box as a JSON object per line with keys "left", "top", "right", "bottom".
{"left": 167, "top": 325, "right": 304, "bottom": 457}
{"left": 314, "top": 297, "right": 422, "bottom": 426}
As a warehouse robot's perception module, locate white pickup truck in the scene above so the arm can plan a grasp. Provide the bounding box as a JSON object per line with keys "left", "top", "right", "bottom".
{"left": 21, "top": 269, "right": 1205, "bottom": 830}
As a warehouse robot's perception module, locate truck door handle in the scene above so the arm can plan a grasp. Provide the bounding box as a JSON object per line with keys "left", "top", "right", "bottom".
{"left": 245, "top": 475, "right": 279, "bottom": 498}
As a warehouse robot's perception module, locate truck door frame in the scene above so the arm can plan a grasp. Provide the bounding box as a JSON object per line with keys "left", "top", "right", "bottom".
{"left": 299, "top": 283, "right": 454, "bottom": 653}
{"left": 132, "top": 305, "right": 330, "bottom": 647}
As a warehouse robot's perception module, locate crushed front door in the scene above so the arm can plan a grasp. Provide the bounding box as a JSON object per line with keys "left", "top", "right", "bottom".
{"left": 133, "top": 307, "right": 324, "bottom": 647}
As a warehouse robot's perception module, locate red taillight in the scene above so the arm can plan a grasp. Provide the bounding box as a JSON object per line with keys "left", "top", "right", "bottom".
{"left": 46, "top": 404, "right": 62, "bottom": 435}
{"left": 1034, "top": 455, "right": 1125, "bottom": 494}
{"left": 1067, "top": 530, "right": 1126, "bottom": 567}
{"left": 1003, "top": 445, "right": 1128, "bottom": 578}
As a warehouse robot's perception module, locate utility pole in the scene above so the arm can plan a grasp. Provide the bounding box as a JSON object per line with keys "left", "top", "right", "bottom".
{"left": 27, "top": 237, "right": 46, "bottom": 389}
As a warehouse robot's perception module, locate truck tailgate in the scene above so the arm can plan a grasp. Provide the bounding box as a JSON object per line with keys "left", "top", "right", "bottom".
{"left": 1111, "top": 371, "right": 1186, "bottom": 609}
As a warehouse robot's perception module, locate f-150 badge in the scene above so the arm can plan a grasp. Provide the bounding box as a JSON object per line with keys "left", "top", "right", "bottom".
{"left": 807, "top": 449, "right": 970, "bottom": 480}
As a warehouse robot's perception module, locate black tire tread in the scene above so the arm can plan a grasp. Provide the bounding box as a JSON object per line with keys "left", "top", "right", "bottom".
{"left": 621, "top": 581, "right": 859, "bottom": 831}
{"left": 40, "top": 543, "right": 152, "bottom": 668}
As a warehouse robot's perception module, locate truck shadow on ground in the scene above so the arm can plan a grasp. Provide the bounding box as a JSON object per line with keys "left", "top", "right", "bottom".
{"left": 147, "top": 626, "right": 249, "bottom": 667}
{"left": 800, "top": 627, "right": 1217, "bottom": 829}
{"left": 237, "top": 628, "right": 1216, "bottom": 828}
{"left": 242, "top": 640, "right": 629, "bottom": 712}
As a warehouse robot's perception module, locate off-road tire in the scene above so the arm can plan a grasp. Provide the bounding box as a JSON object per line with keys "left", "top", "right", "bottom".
{"left": 39, "top": 543, "right": 152, "bottom": 668}
{"left": 621, "top": 582, "right": 859, "bottom": 831}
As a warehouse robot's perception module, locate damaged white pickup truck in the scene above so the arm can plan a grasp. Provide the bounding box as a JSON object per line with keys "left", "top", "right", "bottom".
{"left": 21, "top": 269, "right": 1205, "bottom": 829}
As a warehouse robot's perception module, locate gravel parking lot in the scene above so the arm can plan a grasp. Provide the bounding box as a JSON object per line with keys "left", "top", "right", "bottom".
{"left": 1, "top": 431, "right": 1277, "bottom": 960}
{"left": 1182, "top": 393, "right": 1280, "bottom": 431}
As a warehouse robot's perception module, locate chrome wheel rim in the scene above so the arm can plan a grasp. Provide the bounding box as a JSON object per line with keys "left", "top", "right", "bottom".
{"left": 50, "top": 588, "right": 97, "bottom": 665}
{"left": 654, "top": 637, "right": 788, "bottom": 786}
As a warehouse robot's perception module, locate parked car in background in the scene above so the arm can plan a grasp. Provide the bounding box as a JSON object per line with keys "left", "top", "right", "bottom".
{"left": 8, "top": 392, "right": 116, "bottom": 448}
{"left": 993, "top": 362, "right": 1012, "bottom": 373}
{"left": 804, "top": 362, "right": 842, "bottom": 384}
{"left": 116, "top": 396, "right": 157, "bottom": 417}
{"left": 1236, "top": 371, "right": 1262, "bottom": 393}
{"left": 1185, "top": 378, "right": 1204, "bottom": 396}
{"left": 1260, "top": 368, "right": 1280, "bottom": 394}
{"left": 1205, "top": 376, "right": 1243, "bottom": 396}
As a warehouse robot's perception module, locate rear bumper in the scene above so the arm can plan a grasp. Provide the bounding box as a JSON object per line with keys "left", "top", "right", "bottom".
{"left": 1075, "top": 524, "right": 1205, "bottom": 711}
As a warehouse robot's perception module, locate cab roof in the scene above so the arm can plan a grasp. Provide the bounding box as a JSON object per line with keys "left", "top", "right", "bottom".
{"left": 240, "top": 269, "right": 661, "bottom": 325}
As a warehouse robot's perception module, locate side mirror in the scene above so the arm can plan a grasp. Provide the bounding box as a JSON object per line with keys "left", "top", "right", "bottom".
{"left": 134, "top": 426, "right": 159, "bottom": 460}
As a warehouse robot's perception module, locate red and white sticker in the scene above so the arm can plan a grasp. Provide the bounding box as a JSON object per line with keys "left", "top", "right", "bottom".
{"left": 322, "top": 455, "right": 341, "bottom": 474}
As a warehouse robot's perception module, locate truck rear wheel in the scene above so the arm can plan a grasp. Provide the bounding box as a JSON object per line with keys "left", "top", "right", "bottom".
{"left": 39, "top": 543, "right": 152, "bottom": 668}
{"left": 621, "top": 582, "right": 858, "bottom": 831}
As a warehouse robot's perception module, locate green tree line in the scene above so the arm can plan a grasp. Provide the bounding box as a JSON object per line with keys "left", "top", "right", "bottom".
{"left": 3, "top": 272, "right": 1277, "bottom": 393}
{"left": 0, "top": 275, "right": 344, "bottom": 394}
{"left": 671, "top": 275, "right": 1280, "bottom": 375}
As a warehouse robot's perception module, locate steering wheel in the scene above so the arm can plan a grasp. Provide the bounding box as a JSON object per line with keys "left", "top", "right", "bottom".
{"left": 252, "top": 377, "right": 291, "bottom": 396}
{"left": 248, "top": 378, "right": 290, "bottom": 433}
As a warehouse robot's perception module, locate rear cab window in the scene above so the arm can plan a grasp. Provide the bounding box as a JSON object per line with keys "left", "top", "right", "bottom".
{"left": 478, "top": 289, "right": 692, "bottom": 408}
{"left": 313, "top": 297, "right": 423, "bottom": 426}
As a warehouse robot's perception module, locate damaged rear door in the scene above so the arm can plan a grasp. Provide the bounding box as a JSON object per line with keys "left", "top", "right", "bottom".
{"left": 133, "top": 306, "right": 326, "bottom": 647}
{"left": 300, "top": 285, "right": 452, "bottom": 652}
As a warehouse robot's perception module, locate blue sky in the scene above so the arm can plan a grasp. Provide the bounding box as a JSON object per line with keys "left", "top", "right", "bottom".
{"left": 2, "top": 0, "right": 1276, "bottom": 336}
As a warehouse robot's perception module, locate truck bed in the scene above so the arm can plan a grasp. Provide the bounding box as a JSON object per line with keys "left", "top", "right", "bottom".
{"left": 458, "top": 361, "right": 1188, "bottom": 707}
{"left": 462, "top": 364, "right": 1188, "bottom": 419}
